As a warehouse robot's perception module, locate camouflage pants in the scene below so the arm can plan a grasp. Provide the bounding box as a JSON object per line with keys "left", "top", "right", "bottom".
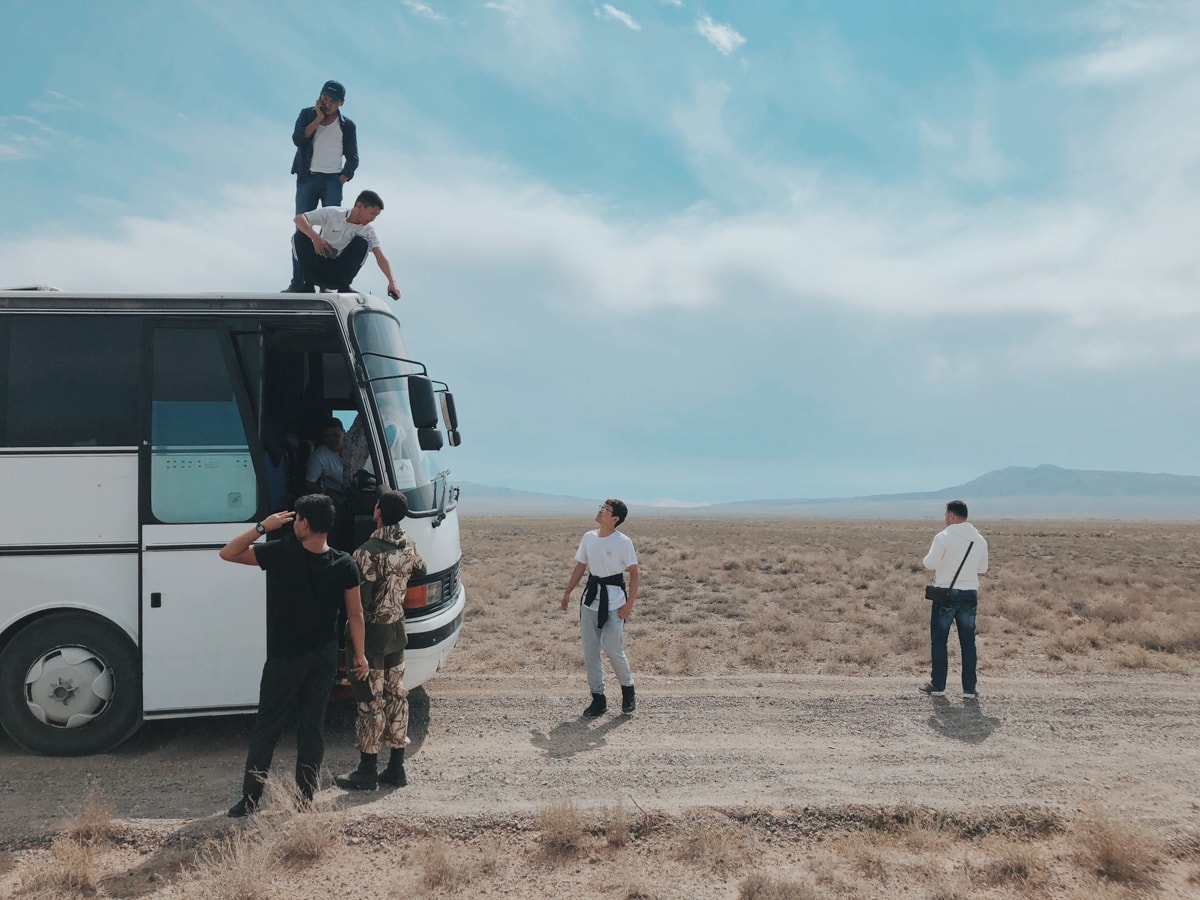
{"left": 355, "top": 660, "right": 409, "bottom": 755}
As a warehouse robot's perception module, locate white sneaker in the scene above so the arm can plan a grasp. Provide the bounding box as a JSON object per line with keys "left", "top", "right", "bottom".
{"left": 963, "top": 692, "right": 979, "bottom": 700}
{"left": 918, "top": 682, "right": 945, "bottom": 696}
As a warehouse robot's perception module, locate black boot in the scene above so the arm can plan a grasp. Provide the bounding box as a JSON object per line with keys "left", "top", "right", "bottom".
{"left": 379, "top": 747, "right": 407, "bottom": 787}
{"left": 335, "top": 752, "right": 378, "bottom": 791}
{"left": 583, "top": 693, "right": 607, "bottom": 718}
{"left": 621, "top": 684, "right": 636, "bottom": 714}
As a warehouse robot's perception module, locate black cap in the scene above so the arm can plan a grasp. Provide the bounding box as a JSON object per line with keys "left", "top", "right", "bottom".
{"left": 320, "top": 80, "right": 346, "bottom": 101}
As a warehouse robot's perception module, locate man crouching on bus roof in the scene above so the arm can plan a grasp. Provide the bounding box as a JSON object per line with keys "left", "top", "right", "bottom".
{"left": 286, "top": 189, "right": 401, "bottom": 299}
{"left": 219, "top": 494, "right": 369, "bottom": 817}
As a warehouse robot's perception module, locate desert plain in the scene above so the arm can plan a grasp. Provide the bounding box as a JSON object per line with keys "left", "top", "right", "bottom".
{"left": 1, "top": 516, "right": 1198, "bottom": 898}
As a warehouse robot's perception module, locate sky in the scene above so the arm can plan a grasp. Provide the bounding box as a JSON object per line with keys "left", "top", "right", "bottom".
{"left": 3, "top": 0, "right": 1199, "bottom": 505}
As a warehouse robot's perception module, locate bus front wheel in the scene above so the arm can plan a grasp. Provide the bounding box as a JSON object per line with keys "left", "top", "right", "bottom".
{"left": 0, "top": 613, "right": 142, "bottom": 756}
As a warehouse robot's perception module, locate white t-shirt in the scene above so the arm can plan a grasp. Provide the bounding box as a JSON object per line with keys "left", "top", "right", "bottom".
{"left": 306, "top": 444, "right": 344, "bottom": 491}
{"left": 301, "top": 207, "right": 380, "bottom": 253}
{"left": 575, "top": 530, "right": 638, "bottom": 611}
{"left": 310, "top": 118, "right": 344, "bottom": 173}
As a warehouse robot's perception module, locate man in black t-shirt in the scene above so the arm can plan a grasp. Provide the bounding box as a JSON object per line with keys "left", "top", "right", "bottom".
{"left": 219, "top": 494, "right": 369, "bottom": 817}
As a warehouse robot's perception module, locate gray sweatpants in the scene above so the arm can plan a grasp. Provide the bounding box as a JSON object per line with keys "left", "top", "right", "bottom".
{"left": 580, "top": 601, "right": 634, "bottom": 695}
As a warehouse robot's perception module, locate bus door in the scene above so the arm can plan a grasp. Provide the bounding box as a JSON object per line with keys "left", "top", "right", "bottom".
{"left": 140, "top": 324, "right": 266, "bottom": 715}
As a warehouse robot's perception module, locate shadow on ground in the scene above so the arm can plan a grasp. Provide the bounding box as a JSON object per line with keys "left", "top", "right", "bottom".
{"left": 529, "top": 712, "right": 630, "bottom": 759}
{"left": 926, "top": 696, "right": 1002, "bottom": 744}
{"left": 0, "top": 688, "right": 431, "bottom": 845}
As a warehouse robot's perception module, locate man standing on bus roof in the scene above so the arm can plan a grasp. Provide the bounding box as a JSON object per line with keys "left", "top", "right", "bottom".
{"left": 219, "top": 494, "right": 369, "bottom": 817}
{"left": 336, "top": 490, "right": 427, "bottom": 792}
{"left": 285, "top": 189, "right": 402, "bottom": 299}
{"left": 292, "top": 80, "right": 357, "bottom": 215}
{"left": 559, "top": 499, "right": 639, "bottom": 717}
{"left": 288, "top": 80, "right": 358, "bottom": 291}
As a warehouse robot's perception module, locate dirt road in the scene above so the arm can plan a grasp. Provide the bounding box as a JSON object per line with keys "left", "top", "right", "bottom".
{"left": 1, "top": 674, "right": 1197, "bottom": 848}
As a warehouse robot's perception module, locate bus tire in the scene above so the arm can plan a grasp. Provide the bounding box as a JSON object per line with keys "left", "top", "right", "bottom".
{"left": 0, "top": 613, "right": 142, "bottom": 756}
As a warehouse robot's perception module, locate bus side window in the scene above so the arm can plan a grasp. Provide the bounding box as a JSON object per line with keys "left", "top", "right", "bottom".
{"left": 150, "top": 327, "right": 257, "bottom": 524}
{"left": 0, "top": 316, "right": 140, "bottom": 448}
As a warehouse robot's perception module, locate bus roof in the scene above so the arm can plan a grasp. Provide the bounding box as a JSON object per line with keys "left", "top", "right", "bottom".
{"left": 0, "top": 290, "right": 394, "bottom": 317}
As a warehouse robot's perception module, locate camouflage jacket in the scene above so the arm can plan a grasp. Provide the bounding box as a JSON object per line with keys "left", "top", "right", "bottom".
{"left": 352, "top": 524, "right": 427, "bottom": 624}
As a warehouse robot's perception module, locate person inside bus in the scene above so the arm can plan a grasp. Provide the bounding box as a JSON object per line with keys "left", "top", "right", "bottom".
{"left": 285, "top": 190, "right": 402, "bottom": 298}
{"left": 305, "top": 417, "right": 346, "bottom": 496}
{"left": 219, "top": 495, "right": 369, "bottom": 817}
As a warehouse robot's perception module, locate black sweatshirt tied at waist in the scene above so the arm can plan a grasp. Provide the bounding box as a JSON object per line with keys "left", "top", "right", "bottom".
{"left": 583, "top": 573, "right": 626, "bottom": 629}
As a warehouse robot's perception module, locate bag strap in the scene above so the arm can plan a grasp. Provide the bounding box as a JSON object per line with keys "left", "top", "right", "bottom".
{"left": 947, "top": 542, "right": 974, "bottom": 590}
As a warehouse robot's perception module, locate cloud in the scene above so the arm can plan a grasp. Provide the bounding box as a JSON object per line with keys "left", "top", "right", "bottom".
{"left": 483, "top": 1, "right": 519, "bottom": 20}
{"left": 403, "top": 0, "right": 444, "bottom": 20}
{"left": 28, "top": 89, "right": 85, "bottom": 114}
{"left": 0, "top": 116, "right": 58, "bottom": 161}
{"left": 599, "top": 3, "right": 641, "bottom": 32}
{"left": 8, "top": 133, "right": 1193, "bottom": 378}
{"left": 1061, "top": 34, "right": 1200, "bottom": 85}
{"left": 695, "top": 15, "right": 745, "bottom": 55}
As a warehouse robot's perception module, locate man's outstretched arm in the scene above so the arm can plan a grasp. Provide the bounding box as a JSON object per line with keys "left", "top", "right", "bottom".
{"left": 371, "top": 247, "right": 401, "bottom": 299}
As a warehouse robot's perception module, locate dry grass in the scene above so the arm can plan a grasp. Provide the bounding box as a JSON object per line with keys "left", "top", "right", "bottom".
{"left": 1072, "top": 803, "right": 1161, "bottom": 885}
{"left": 605, "top": 797, "right": 631, "bottom": 848}
{"left": 455, "top": 517, "right": 1200, "bottom": 678}
{"left": 537, "top": 797, "right": 587, "bottom": 857}
{"left": 6, "top": 798, "right": 1198, "bottom": 899}
{"left": 14, "top": 789, "right": 120, "bottom": 897}
{"left": 738, "top": 872, "right": 822, "bottom": 899}
{"left": 419, "top": 838, "right": 470, "bottom": 892}
{"left": 15, "top": 834, "right": 105, "bottom": 898}
{"left": 673, "top": 813, "right": 753, "bottom": 873}
{"left": 179, "top": 776, "right": 344, "bottom": 898}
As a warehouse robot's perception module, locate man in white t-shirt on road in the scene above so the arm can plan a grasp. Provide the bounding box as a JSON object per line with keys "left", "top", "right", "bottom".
{"left": 560, "top": 499, "right": 640, "bottom": 717}
{"left": 288, "top": 189, "right": 401, "bottom": 298}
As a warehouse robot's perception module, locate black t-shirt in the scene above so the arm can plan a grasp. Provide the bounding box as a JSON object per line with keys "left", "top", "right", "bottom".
{"left": 256, "top": 537, "right": 361, "bottom": 658}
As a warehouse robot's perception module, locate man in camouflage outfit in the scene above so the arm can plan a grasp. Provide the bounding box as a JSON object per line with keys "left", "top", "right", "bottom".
{"left": 335, "top": 490, "right": 426, "bottom": 790}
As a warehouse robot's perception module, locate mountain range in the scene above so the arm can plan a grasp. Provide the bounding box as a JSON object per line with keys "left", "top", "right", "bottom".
{"left": 456, "top": 465, "right": 1200, "bottom": 520}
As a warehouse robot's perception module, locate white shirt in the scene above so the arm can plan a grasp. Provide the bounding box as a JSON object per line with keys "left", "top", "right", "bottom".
{"left": 923, "top": 521, "right": 989, "bottom": 590}
{"left": 576, "top": 529, "right": 638, "bottom": 611}
{"left": 300, "top": 206, "right": 380, "bottom": 253}
{"left": 310, "top": 118, "right": 344, "bottom": 173}
{"left": 306, "top": 444, "right": 344, "bottom": 491}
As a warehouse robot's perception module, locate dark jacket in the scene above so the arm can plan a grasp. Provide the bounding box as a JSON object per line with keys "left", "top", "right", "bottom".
{"left": 291, "top": 107, "right": 359, "bottom": 180}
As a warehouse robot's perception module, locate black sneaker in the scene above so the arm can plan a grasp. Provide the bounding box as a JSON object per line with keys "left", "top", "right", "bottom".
{"left": 918, "top": 682, "right": 945, "bottom": 696}
{"left": 227, "top": 796, "right": 258, "bottom": 818}
{"left": 336, "top": 284, "right": 354, "bottom": 293}
{"left": 282, "top": 281, "right": 315, "bottom": 293}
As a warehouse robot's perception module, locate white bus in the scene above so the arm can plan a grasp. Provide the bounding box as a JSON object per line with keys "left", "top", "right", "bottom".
{"left": 0, "top": 287, "right": 466, "bottom": 756}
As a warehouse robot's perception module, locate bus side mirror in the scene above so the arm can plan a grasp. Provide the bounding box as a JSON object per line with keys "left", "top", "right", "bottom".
{"left": 409, "top": 375, "right": 438, "bottom": 429}
{"left": 439, "top": 391, "right": 459, "bottom": 430}
{"left": 418, "top": 428, "right": 443, "bottom": 451}
{"left": 447, "top": 429, "right": 462, "bottom": 447}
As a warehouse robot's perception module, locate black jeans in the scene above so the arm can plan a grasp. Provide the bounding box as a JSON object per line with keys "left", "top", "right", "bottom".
{"left": 292, "top": 232, "right": 369, "bottom": 290}
{"left": 241, "top": 643, "right": 338, "bottom": 803}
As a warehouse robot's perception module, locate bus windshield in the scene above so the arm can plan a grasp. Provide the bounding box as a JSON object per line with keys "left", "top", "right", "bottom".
{"left": 351, "top": 310, "right": 444, "bottom": 514}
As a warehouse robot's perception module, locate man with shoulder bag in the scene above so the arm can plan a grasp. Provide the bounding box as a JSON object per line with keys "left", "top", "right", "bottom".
{"left": 920, "top": 500, "right": 989, "bottom": 699}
